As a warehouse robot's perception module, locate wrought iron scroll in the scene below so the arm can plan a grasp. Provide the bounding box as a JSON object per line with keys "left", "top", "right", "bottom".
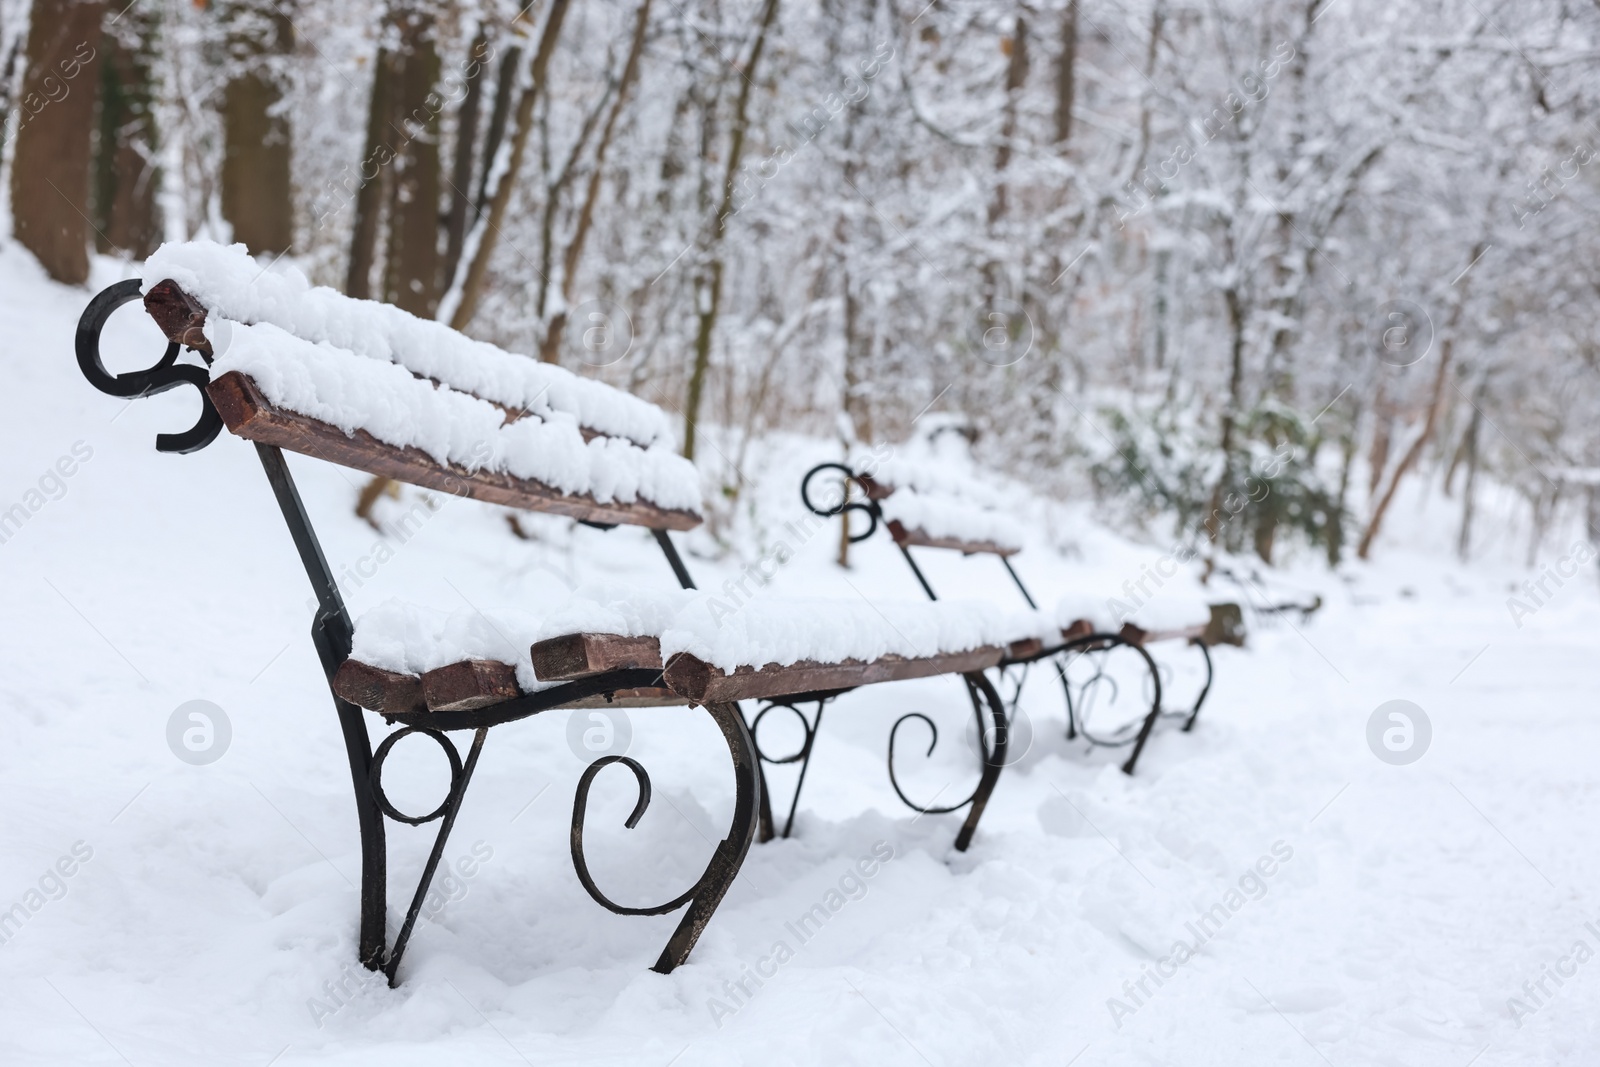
{"left": 1049, "top": 633, "right": 1164, "bottom": 775}
{"left": 570, "top": 756, "right": 706, "bottom": 916}
{"left": 883, "top": 672, "right": 1008, "bottom": 851}
{"left": 75, "top": 279, "right": 221, "bottom": 454}
{"left": 801, "top": 462, "right": 881, "bottom": 543}
{"left": 749, "top": 699, "right": 829, "bottom": 839}
{"left": 371, "top": 726, "right": 488, "bottom": 985}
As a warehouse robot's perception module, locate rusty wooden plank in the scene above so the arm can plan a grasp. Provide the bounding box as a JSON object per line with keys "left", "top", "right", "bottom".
{"left": 885, "top": 518, "right": 1018, "bottom": 557}
{"left": 332, "top": 659, "right": 425, "bottom": 714}
{"left": 529, "top": 632, "right": 663, "bottom": 681}
{"left": 662, "top": 646, "right": 1002, "bottom": 704}
{"left": 421, "top": 659, "right": 522, "bottom": 712}
{"left": 206, "top": 371, "right": 701, "bottom": 530}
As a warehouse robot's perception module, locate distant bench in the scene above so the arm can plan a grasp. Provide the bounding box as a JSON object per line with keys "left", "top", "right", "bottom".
{"left": 75, "top": 241, "right": 1028, "bottom": 984}
{"left": 802, "top": 457, "right": 1245, "bottom": 774}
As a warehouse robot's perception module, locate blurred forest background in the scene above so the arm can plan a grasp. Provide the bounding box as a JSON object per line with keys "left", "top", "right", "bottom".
{"left": 11, "top": 0, "right": 1600, "bottom": 567}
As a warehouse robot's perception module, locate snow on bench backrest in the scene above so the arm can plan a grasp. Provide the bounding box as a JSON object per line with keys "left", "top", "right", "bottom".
{"left": 852, "top": 448, "right": 1026, "bottom": 555}
{"left": 142, "top": 241, "right": 701, "bottom": 524}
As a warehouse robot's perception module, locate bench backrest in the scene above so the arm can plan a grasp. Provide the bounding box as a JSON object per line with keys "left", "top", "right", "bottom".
{"left": 137, "top": 241, "right": 702, "bottom": 531}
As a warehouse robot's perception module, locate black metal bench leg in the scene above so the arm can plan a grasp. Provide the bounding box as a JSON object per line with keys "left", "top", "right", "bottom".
{"left": 380, "top": 728, "right": 489, "bottom": 985}
{"left": 1182, "top": 639, "right": 1214, "bottom": 732}
{"left": 1053, "top": 655, "right": 1079, "bottom": 740}
{"left": 739, "top": 703, "right": 777, "bottom": 844}
{"left": 652, "top": 701, "right": 760, "bottom": 972}
{"left": 954, "top": 672, "right": 1008, "bottom": 851}
{"left": 1118, "top": 643, "right": 1165, "bottom": 776}
{"left": 333, "top": 690, "right": 388, "bottom": 972}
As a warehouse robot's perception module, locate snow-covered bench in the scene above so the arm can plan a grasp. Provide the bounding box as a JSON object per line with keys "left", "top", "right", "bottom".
{"left": 805, "top": 455, "right": 1245, "bottom": 773}
{"left": 74, "top": 242, "right": 1017, "bottom": 985}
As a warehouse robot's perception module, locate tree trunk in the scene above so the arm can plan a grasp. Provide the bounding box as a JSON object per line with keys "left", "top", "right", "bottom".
{"left": 1586, "top": 486, "right": 1600, "bottom": 558}
{"left": 346, "top": 41, "right": 394, "bottom": 298}
{"left": 1203, "top": 286, "right": 1248, "bottom": 545}
{"left": 382, "top": 6, "right": 442, "bottom": 317}
{"left": 440, "top": 32, "right": 489, "bottom": 292}
{"left": 1358, "top": 337, "right": 1454, "bottom": 560}
{"left": 475, "top": 43, "right": 520, "bottom": 219}
{"left": 12, "top": 0, "right": 105, "bottom": 284}
{"left": 1456, "top": 381, "right": 1482, "bottom": 560}
{"left": 219, "top": 0, "right": 293, "bottom": 255}
{"left": 1328, "top": 422, "right": 1356, "bottom": 567}
{"left": 682, "top": 0, "right": 782, "bottom": 461}
{"left": 93, "top": 3, "right": 160, "bottom": 257}
{"left": 1054, "top": 0, "right": 1077, "bottom": 144}
{"left": 988, "top": 12, "right": 1028, "bottom": 227}
{"left": 448, "top": 0, "right": 573, "bottom": 332}
{"left": 540, "top": 0, "right": 653, "bottom": 365}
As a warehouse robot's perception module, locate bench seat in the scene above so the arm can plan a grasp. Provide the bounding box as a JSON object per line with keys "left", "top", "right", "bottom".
{"left": 1054, "top": 591, "right": 1244, "bottom": 648}
{"left": 333, "top": 589, "right": 1058, "bottom": 715}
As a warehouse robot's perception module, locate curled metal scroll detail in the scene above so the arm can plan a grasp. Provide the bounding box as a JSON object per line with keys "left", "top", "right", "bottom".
{"left": 800, "top": 462, "right": 880, "bottom": 543}
{"left": 75, "top": 279, "right": 221, "bottom": 454}
{"left": 886, "top": 674, "right": 1005, "bottom": 818}
{"left": 569, "top": 755, "right": 706, "bottom": 916}
{"left": 750, "top": 701, "right": 815, "bottom": 765}
{"left": 368, "top": 727, "right": 465, "bottom": 825}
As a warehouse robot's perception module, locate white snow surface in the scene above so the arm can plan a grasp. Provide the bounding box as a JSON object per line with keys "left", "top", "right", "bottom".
{"left": 143, "top": 239, "right": 674, "bottom": 448}
{"left": 212, "top": 320, "right": 702, "bottom": 513}
{"left": 8, "top": 248, "right": 1600, "bottom": 1065}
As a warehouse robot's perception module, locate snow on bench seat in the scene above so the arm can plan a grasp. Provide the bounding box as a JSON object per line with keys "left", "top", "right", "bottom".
{"left": 141, "top": 241, "right": 701, "bottom": 528}
{"left": 335, "top": 599, "right": 683, "bottom": 713}
{"left": 337, "top": 587, "right": 1059, "bottom": 713}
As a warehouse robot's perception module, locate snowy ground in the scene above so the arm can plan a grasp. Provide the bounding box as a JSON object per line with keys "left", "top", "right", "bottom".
{"left": 3, "top": 247, "right": 1599, "bottom": 1065}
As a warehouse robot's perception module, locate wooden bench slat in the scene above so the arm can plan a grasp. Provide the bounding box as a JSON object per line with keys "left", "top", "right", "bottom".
{"left": 1203, "top": 603, "right": 1247, "bottom": 647}
{"left": 1118, "top": 621, "right": 1208, "bottom": 646}
{"left": 1061, "top": 618, "right": 1096, "bottom": 641}
{"left": 662, "top": 646, "right": 1003, "bottom": 704}
{"left": 885, "top": 519, "right": 1019, "bottom": 558}
{"left": 332, "top": 660, "right": 425, "bottom": 715}
{"left": 421, "top": 659, "right": 522, "bottom": 712}
{"left": 336, "top": 655, "right": 691, "bottom": 714}
{"left": 207, "top": 370, "right": 700, "bottom": 531}
{"left": 1006, "top": 637, "right": 1044, "bottom": 660}
{"left": 529, "top": 632, "right": 663, "bottom": 681}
